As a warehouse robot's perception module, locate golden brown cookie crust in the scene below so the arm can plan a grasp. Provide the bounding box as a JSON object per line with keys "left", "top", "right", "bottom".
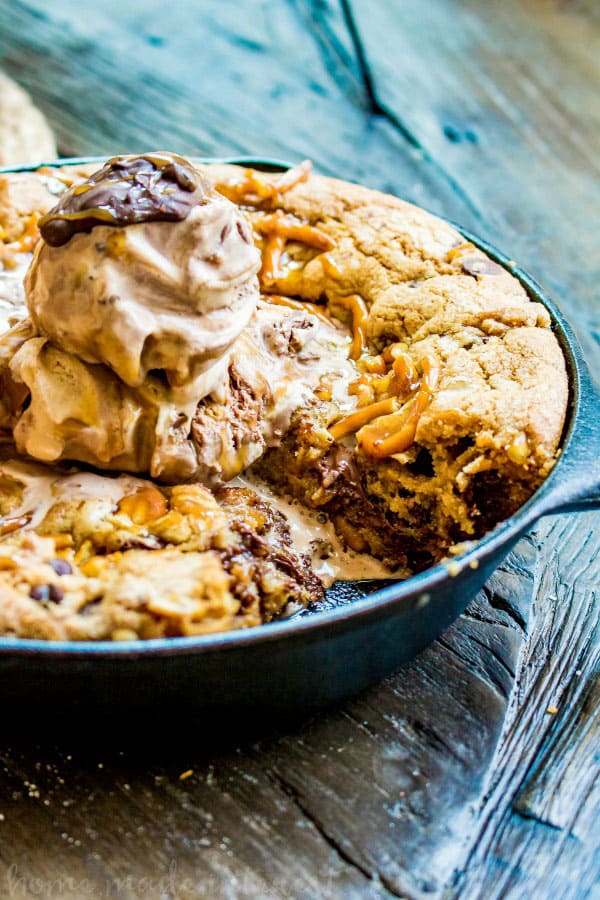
{"left": 0, "top": 159, "right": 570, "bottom": 637}
{"left": 210, "top": 164, "right": 567, "bottom": 466}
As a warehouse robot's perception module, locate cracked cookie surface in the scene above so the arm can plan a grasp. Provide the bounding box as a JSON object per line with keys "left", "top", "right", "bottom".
{"left": 0, "top": 160, "right": 568, "bottom": 639}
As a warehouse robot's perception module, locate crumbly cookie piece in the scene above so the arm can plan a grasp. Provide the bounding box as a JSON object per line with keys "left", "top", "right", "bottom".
{"left": 0, "top": 470, "right": 322, "bottom": 640}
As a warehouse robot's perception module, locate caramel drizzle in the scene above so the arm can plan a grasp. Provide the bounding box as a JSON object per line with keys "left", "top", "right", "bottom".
{"left": 255, "top": 210, "right": 334, "bottom": 286}
{"left": 0, "top": 213, "right": 40, "bottom": 268}
{"left": 0, "top": 514, "right": 32, "bottom": 536}
{"left": 254, "top": 214, "right": 369, "bottom": 359}
{"left": 220, "top": 160, "right": 312, "bottom": 205}
{"left": 224, "top": 161, "right": 371, "bottom": 360}
{"left": 329, "top": 397, "right": 398, "bottom": 441}
{"left": 255, "top": 212, "right": 334, "bottom": 250}
{"left": 260, "top": 233, "right": 287, "bottom": 283}
{"left": 330, "top": 355, "right": 439, "bottom": 458}
{"left": 328, "top": 294, "right": 368, "bottom": 360}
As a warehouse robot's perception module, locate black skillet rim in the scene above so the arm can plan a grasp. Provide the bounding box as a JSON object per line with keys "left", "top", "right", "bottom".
{"left": 0, "top": 155, "right": 589, "bottom": 657}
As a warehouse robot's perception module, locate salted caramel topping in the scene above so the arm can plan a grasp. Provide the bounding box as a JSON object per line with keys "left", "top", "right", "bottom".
{"left": 360, "top": 354, "right": 387, "bottom": 375}
{"left": 255, "top": 212, "right": 334, "bottom": 251}
{"left": 0, "top": 514, "right": 31, "bottom": 536}
{"left": 0, "top": 213, "right": 40, "bottom": 268}
{"left": 118, "top": 485, "right": 168, "bottom": 524}
{"left": 255, "top": 210, "right": 334, "bottom": 289}
{"left": 260, "top": 232, "right": 286, "bottom": 284}
{"left": 391, "top": 352, "right": 420, "bottom": 394}
{"left": 330, "top": 354, "right": 439, "bottom": 457}
{"left": 329, "top": 396, "right": 399, "bottom": 441}
{"left": 38, "top": 153, "right": 207, "bottom": 247}
{"left": 219, "top": 160, "right": 312, "bottom": 206}
{"left": 328, "top": 294, "right": 368, "bottom": 360}
{"left": 271, "top": 160, "right": 312, "bottom": 195}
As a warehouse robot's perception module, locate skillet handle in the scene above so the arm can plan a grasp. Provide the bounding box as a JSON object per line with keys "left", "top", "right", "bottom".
{"left": 541, "top": 361, "right": 600, "bottom": 515}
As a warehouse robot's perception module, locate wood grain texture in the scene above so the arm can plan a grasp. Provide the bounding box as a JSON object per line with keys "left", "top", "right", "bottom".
{"left": 343, "top": 0, "right": 600, "bottom": 374}
{"left": 0, "top": 1, "right": 599, "bottom": 897}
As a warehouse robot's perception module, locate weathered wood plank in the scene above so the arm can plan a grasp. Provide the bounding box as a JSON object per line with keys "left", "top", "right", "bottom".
{"left": 343, "top": 0, "right": 600, "bottom": 374}
{"left": 452, "top": 513, "right": 600, "bottom": 898}
{"left": 0, "top": 0, "right": 479, "bottom": 228}
{"left": 515, "top": 672, "right": 600, "bottom": 836}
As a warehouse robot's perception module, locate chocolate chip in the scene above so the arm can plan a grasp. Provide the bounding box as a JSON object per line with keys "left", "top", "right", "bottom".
{"left": 48, "top": 584, "right": 64, "bottom": 602}
{"left": 29, "top": 583, "right": 65, "bottom": 603}
{"left": 30, "top": 585, "right": 49, "bottom": 603}
{"left": 461, "top": 256, "right": 505, "bottom": 277}
{"left": 50, "top": 558, "right": 72, "bottom": 576}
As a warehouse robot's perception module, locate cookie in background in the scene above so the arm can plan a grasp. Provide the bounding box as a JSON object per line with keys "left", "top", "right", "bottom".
{"left": 0, "top": 70, "right": 56, "bottom": 166}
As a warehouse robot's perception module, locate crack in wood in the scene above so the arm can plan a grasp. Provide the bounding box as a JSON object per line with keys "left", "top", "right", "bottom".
{"left": 264, "top": 768, "right": 397, "bottom": 898}
{"left": 480, "top": 583, "right": 528, "bottom": 633}
{"left": 464, "top": 631, "right": 517, "bottom": 682}
{"left": 338, "top": 0, "right": 485, "bottom": 223}
{"left": 449, "top": 519, "right": 600, "bottom": 897}
{"left": 436, "top": 635, "right": 507, "bottom": 702}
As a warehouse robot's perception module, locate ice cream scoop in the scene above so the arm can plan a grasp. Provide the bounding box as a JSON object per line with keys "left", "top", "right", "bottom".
{"left": 27, "top": 153, "right": 261, "bottom": 389}
{"left": 1, "top": 154, "right": 356, "bottom": 483}
{"left": 7, "top": 302, "right": 355, "bottom": 482}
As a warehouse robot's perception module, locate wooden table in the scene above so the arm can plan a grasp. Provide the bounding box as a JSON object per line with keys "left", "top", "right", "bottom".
{"left": 0, "top": 2, "right": 599, "bottom": 897}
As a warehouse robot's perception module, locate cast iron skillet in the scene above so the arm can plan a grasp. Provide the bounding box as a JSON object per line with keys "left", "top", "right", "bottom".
{"left": 0, "top": 156, "right": 598, "bottom": 721}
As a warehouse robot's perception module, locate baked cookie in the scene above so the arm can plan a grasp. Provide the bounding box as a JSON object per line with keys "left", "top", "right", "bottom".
{"left": 0, "top": 71, "right": 56, "bottom": 167}
{"left": 211, "top": 162, "right": 568, "bottom": 569}
{"left": 0, "top": 154, "right": 568, "bottom": 639}
{"left": 0, "top": 460, "right": 322, "bottom": 640}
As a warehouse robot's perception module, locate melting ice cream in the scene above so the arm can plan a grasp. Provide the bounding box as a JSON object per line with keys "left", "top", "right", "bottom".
{"left": 0, "top": 153, "right": 356, "bottom": 482}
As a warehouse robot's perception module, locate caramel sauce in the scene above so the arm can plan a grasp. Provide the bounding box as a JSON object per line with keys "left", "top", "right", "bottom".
{"left": 220, "top": 160, "right": 312, "bottom": 206}
{"left": 329, "top": 396, "right": 399, "bottom": 441}
{"left": 328, "top": 293, "right": 368, "bottom": 360}
{"left": 255, "top": 212, "right": 334, "bottom": 252}
{"left": 255, "top": 210, "right": 333, "bottom": 291}
{"left": 0, "top": 514, "right": 32, "bottom": 536}
{"left": 330, "top": 354, "right": 440, "bottom": 457}
{"left": 260, "top": 233, "right": 286, "bottom": 284}
{"left": 0, "top": 213, "right": 40, "bottom": 268}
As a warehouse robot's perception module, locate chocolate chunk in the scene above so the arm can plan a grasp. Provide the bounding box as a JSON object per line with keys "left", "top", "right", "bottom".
{"left": 30, "top": 583, "right": 64, "bottom": 603}
{"left": 49, "top": 558, "right": 72, "bottom": 576}
{"left": 461, "top": 256, "right": 505, "bottom": 277}
{"left": 39, "top": 152, "right": 208, "bottom": 247}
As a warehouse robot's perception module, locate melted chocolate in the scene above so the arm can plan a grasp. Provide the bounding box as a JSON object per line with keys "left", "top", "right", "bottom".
{"left": 39, "top": 152, "right": 207, "bottom": 247}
